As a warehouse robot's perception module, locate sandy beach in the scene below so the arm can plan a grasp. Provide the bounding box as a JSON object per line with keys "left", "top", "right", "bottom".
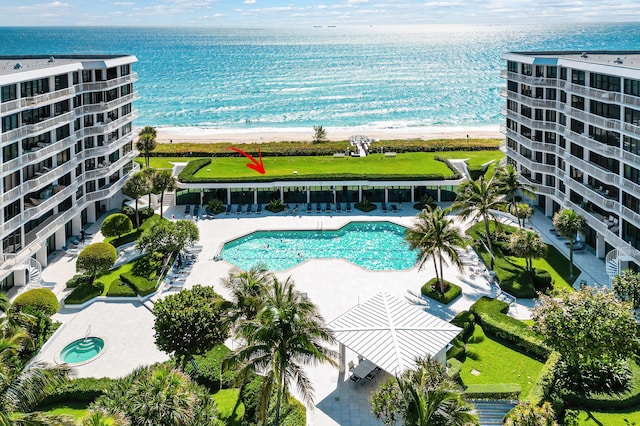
{"left": 155, "top": 125, "right": 502, "bottom": 144}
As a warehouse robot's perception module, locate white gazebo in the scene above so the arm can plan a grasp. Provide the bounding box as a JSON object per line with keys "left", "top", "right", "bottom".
{"left": 328, "top": 292, "right": 462, "bottom": 375}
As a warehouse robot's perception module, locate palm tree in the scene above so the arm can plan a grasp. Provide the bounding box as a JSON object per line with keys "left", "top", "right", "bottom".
{"left": 136, "top": 126, "right": 157, "bottom": 168}
{"left": 122, "top": 172, "right": 151, "bottom": 229}
{"left": 228, "top": 276, "right": 337, "bottom": 426}
{"left": 512, "top": 202, "right": 534, "bottom": 228}
{"left": 0, "top": 358, "right": 72, "bottom": 425}
{"left": 509, "top": 229, "right": 547, "bottom": 272}
{"left": 405, "top": 206, "right": 465, "bottom": 294}
{"left": 312, "top": 125, "right": 327, "bottom": 144}
{"left": 553, "top": 209, "right": 586, "bottom": 279}
{"left": 371, "top": 357, "right": 478, "bottom": 426}
{"left": 222, "top": 265, "right": 272, "bottom": 326}
{"left": 495, "top": 164, "right": 536, "bottom": 222}
{"left": 452, "top": 174, "right": 505, "bottom": 255}
{"left": 152, "top": 170, "right": 178, "bottom": 220}
{"left": 141, "top": 166, "right": 155, "bottom": 210}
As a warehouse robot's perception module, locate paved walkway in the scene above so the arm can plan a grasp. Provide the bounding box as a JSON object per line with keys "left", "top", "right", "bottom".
{"left": 29, "top": 203, "right": 610, "bottom": 425}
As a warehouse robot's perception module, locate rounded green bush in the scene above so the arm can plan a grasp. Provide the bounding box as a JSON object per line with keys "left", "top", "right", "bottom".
{"left": 13, "top": 288, "right": 59, "bottom": 316}
{"left": 101, "top": 213, "right": 133, "bottom": 238}
{"left": 533, "top": 268, "right": 553, "bottom": 291}
{"left": 76, "top": 242, "right": 117, "bottom": 279}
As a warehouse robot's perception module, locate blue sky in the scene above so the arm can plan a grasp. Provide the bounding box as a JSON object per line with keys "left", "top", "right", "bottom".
{"left": 2, "top": 0, "right": 640, "bottom": 27}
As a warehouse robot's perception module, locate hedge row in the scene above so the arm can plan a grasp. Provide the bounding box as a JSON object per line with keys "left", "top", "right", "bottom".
{"left": 463, "top": 383, "right": 521, "bottom": 400}
{"left": 421, "top": 278, "right": 462, "bottom": 305}
{"left": 527, "top": 351, "right": 561, "bottom": 405}
{"left": 151, "top": 139, "right": 501, "bottom": 158}
{"left": 469, "top": 297, "right": 551, "bottom": 362}
{"left": 38, "top": 377, "right": 114, "bottom": 406}
{"left": 447, "top": 358, "right": 463, "bottom": 381}
{"left": 64, "top": 282, "right": 104, "bottom": 305}
{"left": 120, "top": 272, "right": 157, "bottom": 296}
{"left": 106, "top": 279, "right": 137, "bottom": 297}
{"left": 184, "top": 345, "right": 236, "bottom": 391}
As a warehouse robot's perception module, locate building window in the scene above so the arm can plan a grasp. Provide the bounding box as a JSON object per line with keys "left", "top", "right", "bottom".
{"left": 624, "top": 192, "right": 640, "bottom": 214}
{"left": 625, "top": 107, "right": 640, "bottom": 126}
{"left": 520, "top": 84, "right": 532, "bottom": 97}
{"left": 1, "top": 113, "right": 19, "bottom": 133}
{"left": 121, "top": 83, "right": 132, "bottom": 96}
{"left": 545, "top": 110, "right": 556, "bottom": 122}
{"left": 570, "top": 143, "right": 584, "bottom": 159}
{"left": 120, "top": 64, "right": 131, "bottom": 76}
{"left": 507, "top": 61, "right": 518, "bottom": 73}
{"left": 560, "top": 67, "right": 567, "bottom": 81}
{"left": 546, "top": 88, "right": 557, "bottom": 100}
{"left": 3, "top": 171, "right": 19, "bottom": 191}
{"left": 121, "top": 103, "right": 132, "bottom": 116}
{"left": 571, "top": 70, "right": 586, "bottom": 86}
{"left": 0, "top": 273, "right": 15, "bottom": 293}
{"left": 624, "top": 136, "right": 640, "bottom": 155}
{"left": 535, "top": 66, "right": 544, "bottom": 77}
{"left": 106, "top": 67, "right": 118, "bottom": 80}
{"left": 521, "top": 105, "right": 532, "bottom": 119}
{"left": 624, "top": 164, "right": 640, "bottom": 184}
{"left": 547, "top": 66, "right": 557, "bottom": 78}
{"left": 3, "top": 200, "right": 20, "bottom": 221}
{"left": 2, "top": 229, "right": 21, "bottom": 254}
{"left": 82, "top": 70, "right": 92, "bottom": 83}
{"left": 54, "top": 99, "right": 70, "bottom": 117}
{"left": 590, "top": 73, "right": 620, "bottom": 92}
{"left": 570, "top": 119, "right": 584, "bottom": 134}
{"left": 106, "top": 88, "right": 118, "bottom": 102}
{"left": 3, "top": 142, "right": 18, "bottom": 163}
{"left": 56, "top": 124, "right": 70, "bottom": 141}
{"left": 1, "top": 84, "right": 17, "bottom": 103}
{"left": 590, "top": 100, "right": 620, "bottom": 119}
{"left": 72, "top": 71, "right": 79, "bottom": 85}
{"left": 522, "top": 64, "right": 532, "bottom": 76}
{"left": 507, "top": 80, "right": 518, "bottom": 93}
{"left": 20, "top": 78, "right": 50, "bottom": 97}
{"left": 625, "top": 79, "right": 640, "bottom": 97}
{"left": 22, "top": 132, "right": 51, "bottom": 151}
{"left": 571, "top": 95, "right": 584, "bottom": 110}
{"left": 54, "top": 74, "right": 69, "bottom": 91}
{"left": 590, "top": 126, "right": 619, "bottom": 146}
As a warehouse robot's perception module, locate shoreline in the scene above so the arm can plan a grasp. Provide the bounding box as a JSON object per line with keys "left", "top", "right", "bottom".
{"left": 154, "top": 125, "right": 502, "bottom": 144}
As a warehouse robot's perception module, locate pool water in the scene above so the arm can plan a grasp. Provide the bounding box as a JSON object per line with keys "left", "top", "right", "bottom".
{"left": 60, "top": 337, "right": 105, "bottom": 364}
{"left": 221, "top": 221, "right": 417, "bottom": 271}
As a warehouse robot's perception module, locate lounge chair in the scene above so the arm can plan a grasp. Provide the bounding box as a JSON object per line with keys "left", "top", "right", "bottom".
{"left": 257, "top": 203, "right": 262, "bottom": 214}
{"left": 306, "top": 203, "right": 312, "bottom": 213}
{"left": 346, "top": 203, "right": 352, "bottom": 212}
{"left": 225, "top": 204, "right": 231, "bottom": 214}
{"left": 316, "top": 203, "right": 321, "bottom": 213}
{"left": 382, "top": 202, "right": 388, "bottom": 213}
{"left": 184, "top": 205, "right": 191, "bottom": 215}
{"left": 391, "top": 204, "right": 398, "bottom": 212}
{"left": 326, "top": 202, "right": 331, "bottom": 212}
{"left": 193, "top": 205, "right": 200, "bottom": 217}
{"left": 236, "top": 204, "right": 243, "bottom": 214}
{"left": 336, "top": 203, "right": 342, "bottom": 213}
{"left": 246, "top": 204, "right": 253, "bottom": 214}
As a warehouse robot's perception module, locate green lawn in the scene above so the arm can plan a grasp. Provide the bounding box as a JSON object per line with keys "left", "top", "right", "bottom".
{"left": 213, "top": 388, "right": 245, "bottom": 426}
{"left": 564, "top": 408, "right": 640, "bottom": 425}
{"left": 36, "top": 401, "right": 90, "bottom": 420}
{"left": 95, "top": 262, "right": 134, "bottom": 295}
{"left": 459, "top": 325, "right": 544, "bottom": 400}
{"left": 507, "top": 245, "right": 575, "bottom": 294}
{"left": 140, "top": 150, "right": 504, "bottom": 181}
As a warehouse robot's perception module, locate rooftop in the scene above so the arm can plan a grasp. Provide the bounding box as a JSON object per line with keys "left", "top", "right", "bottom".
{"left": 504, "top": 50, "right": 640, "bottom": 70}
{"left": 0, "top": 55, "right": 136, "bottom": 78}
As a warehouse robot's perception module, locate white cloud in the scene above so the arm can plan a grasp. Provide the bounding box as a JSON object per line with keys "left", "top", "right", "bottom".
{"left": 244, "top": 0, "right": 256, "bottom": 4}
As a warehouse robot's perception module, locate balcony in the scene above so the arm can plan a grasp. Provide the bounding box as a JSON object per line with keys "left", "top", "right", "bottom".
{"left": 499, "top": 70, "right": 557, "bottom": 87}
{"left": 567, "top": 156, "right": 619, "bottom": 186}
{"left": 508, "top": 150, "right": 556, "bottom": 174}
{"left": 72, "top": 92, "right": 139, "bottom": 118}
{"left": 24, "top": 160, "right": 76, "bottom": 193}
{"left": 562, "top": 105, "right": 621, "bottom": 131}
{"left": 622, "top": 178, "right": 640, "bottom": 199}
{"left": 504, "top": 128, "right": 557, "bottom": 153}
{"left": 77, "top": 72, "right": 138, "bottom": 92}
{"left": 25, "top": 135, "right": 76, "bottom": 164}
{"left": 564, "top": 178, "right": 617, "bottom": 211}
{"left": 623, "top": 122, "right": 640, "bottom": 139}
{"left": 500, "top": 90, "right": 558, "bottom": 109}
{"left": 23, "top": 185, "right": 76, "bottom": 222}
{"left": 84, "top": 150, "right": 137, "bottom": 180}
{"left": 623, "top": 94, "right": 640, "bottom": 109}
{"left": 563, "top": 130, "right": 620, "bottom": 158}
{"left": 23, "top": 86, "right": 76, "bottom": 108}
{"left": 504, "top": 110, "right": 558, "bottom": 132}
{"left": 559, "top": 81, "right": 622, "bottom": 103}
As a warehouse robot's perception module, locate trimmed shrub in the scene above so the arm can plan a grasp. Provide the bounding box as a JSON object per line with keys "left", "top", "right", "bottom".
{"left": 139, "top": 206, "right": 155, "bottom": 221}
{"left": 533, "top": 268, "right": 553, "bottom": 292}
{"left": 451, "top": 310, "right": 475, "bottom": 342}
{"left": 101, "top": 213, "right": 133, "bottom": 238}
{"left": 76, "top": 242, "right": 117, "bottom": 280}
{"left": 64, "top": 282, "right": 104, "bottom": 305}
{"left": 38, "top": 377, "right": 114, "bottom": 406}
{"left": 470, "top": 297, "right": 551, "bottom": 362}
{"left": 13, "top": 288, "right": 59, "bottom": 316}
{"left": 447, "top": 358, "right": 463, "bottom": 381}
{"left": 206, "top": 199, "right": 226, "bottom": 215}
{"left": 106, "top": 279, "right": 136, "bottom": 297}
{"left": 265, "top": 199, "right": 284, "bottom": 213}
{"left": 184, "top": 344, "right": 235, "bottom": 391}
{"left": 178, "top": 158, "right": 211, "bottom": 182}
{"left": 120, "top": 272, "right": 157, "bottom": 296}
{"left": 463, "top": 383, "right": 521, "bottom": 399}
{"left": 121, "top": 205, "right": 135, "bottom": 218}
{"left": 355, "top": 198, "right": 377, "bottom": 212}
{"left": 66, "top": 274, "right": 92, "bottom": 289}
{"left": 421, "top": 278, "right": 462, "bottom": 304}
{"left": 527, "top": 351, "right": 560, "bottom": 405}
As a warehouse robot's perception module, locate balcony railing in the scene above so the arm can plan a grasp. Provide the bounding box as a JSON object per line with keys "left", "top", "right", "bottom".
{"left": 23, "top": 185, "right": 76, "bottom": 222}
{"left": 563, "top": 105, "right": 621, "bottom": 131}
{"left": 559, "top": 81, "right": 623, "bottom": 103}
{"left": 500, "top": 70, "right": 558, "bottom": 87}
{"left": 504, "top": 128, "right": 557, "bottom": 153}
{"left": 567, "top": 156, "right": 619, "bottom": 186}
{"left": 564, "top": 178, "right": 617, "bottom": 210}
{"left": 24, "top": 161, "right": 76, "bottom": 193}
{"left": 501, "top": 90, "right": 558, "bottom": 109}
{"left": 508, "top": 150, "right": 556, "bottom": 174}
{"left": 23, "top": 86, "right": 76, "bottom": 108}
{"left": 85, "top": 151, "right": 137, "bottom": 180}
{"left": 77, "top": 72, "right": 138, "bottom": 92}
{"left": 504, "top": 110, "right": 558, "bottom": 132}
{"left": 563, "top": 130, "right": 620, "bottom": 157}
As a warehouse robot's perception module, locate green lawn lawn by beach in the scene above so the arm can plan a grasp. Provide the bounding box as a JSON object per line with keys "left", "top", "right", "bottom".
{"left": 37, "top": 402, "right": 90, "bottom": 420}
{"left": 459, "top": 325, "right": 544, "bottom": 400}
{"left": 564, "top": 408, "right": 640, "bottom": 425}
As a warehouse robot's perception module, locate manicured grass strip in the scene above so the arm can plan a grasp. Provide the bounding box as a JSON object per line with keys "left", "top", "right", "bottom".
{"left": 508, "top": 245, "right": 576, "bottom": 294}
{"left": 95, "top": 262, "right": 134, "bottom": 295}
{"left": 105, "top": 214, "right": 161, "bottom": 247}
{"left": 421, "top": 278, "right": 461, "bottom": 304}
{"left": 36, "top": 401, "right": 90, "bottom": 420}
{"left": 564, "top": 408, "right": 640, "bottom": 425}
{"left": 459, "top": 325, "right": 544, "bottom": 400}
{"left": 212, "top": 388, "right": 245, "bottom": 426}
{"left": 463, "top": 383, "right": 521, "bottom": 399}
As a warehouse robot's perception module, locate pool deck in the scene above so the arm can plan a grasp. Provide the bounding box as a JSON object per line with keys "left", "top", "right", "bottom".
{"left": 32, "top": 204, "right": 608, "bottom": 425}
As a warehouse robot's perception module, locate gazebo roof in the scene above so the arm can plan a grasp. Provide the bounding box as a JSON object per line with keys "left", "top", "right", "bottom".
{"left": 328, "top": 292, "right": 461, "bottom": 374}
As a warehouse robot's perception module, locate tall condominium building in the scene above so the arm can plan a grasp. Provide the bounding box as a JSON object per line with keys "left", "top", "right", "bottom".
{"left": 0, "top": 55, "right": 139, "bottom": 292}
{"left": 501, "top": 51, "right": 640, "bottom": 277}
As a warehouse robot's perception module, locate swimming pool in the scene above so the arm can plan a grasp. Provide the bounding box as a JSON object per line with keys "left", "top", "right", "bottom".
{"left": 220, "top": 221, "right": 417, "bottom": 271}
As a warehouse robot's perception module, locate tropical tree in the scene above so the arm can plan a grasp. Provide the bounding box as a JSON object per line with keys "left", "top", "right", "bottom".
{"left": 405, "top": 206, "right": 465, "bottom": 293}
{"left": 140, "top": 166, "right": 155, "bottom": 208}
{"left": 223, "top": 265, "right": 272, "bottom": 326}
{"left": 152, "top": 169, "right": 178, "bottom": 219}
{"left": 532, "top": 286, "right": 638, "bottom": 393}
{"left": 371, "top": 357, "right": 478, "bottom": 426}
{"left": 136, "top": 126, "right": 157, "bottom": 168}
{"left": 76, "top": 242, "right": 117, "bottom": 283}
{"left": 136, "top": 219, "right": 198, "bottom": 256}
{"left": 495, "top": 164, "right": 536, "bottom": 222}
{"left": 512, "top": 202, "right": 534, "bottom": 228}
{"left": 452, "top": 174, "right": 505, "bottom": 255}
{"left": 552, "top": 209, "right": 586, "bottom": 279}
{"left": 312, "top": 125, "right": 327, "bottom": 144}
{"left": 100, "top": 213, "right": 133, "bottom": 239}
{"left": 227, "top": 276, "right": 336, "bottom": 426}
{"left": 509, "top": 229, "right": 547, "bottom": 272}
{"left": 122, "top": 172, "right": 151, "bottom": 229}
{"left": 613, "top": 269, "right": 640, "bottom": 309}
{"left": 504, "top": 401, "right": 557, "bottom": 426}
{"left": 91, "top": 363, "right": 222, "bottom": 426}
{"left": 153, "top": 285, "right": 230, "bottom": 366}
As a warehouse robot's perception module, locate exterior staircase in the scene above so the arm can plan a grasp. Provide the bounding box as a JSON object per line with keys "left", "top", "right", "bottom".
{"left": 26, "top": 257, "right": 43, "bottom": 288}
{"left": 605, "top": 248, "right": 620, "bottom": 279}
{"left": 470, "top": 399, "right": 516, "bottom": 425}
{"left": 162, "top": 191, "right": 176, "bottom": 208}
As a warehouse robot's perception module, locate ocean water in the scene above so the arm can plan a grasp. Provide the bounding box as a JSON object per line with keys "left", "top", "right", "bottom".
{"left": 1, "top": 24, "right": 639, "bottom": 130}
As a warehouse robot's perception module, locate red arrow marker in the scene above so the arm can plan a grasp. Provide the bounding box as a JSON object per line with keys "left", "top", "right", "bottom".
{"left": 228, "top": 147, "right": 266, "bottom": 174}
